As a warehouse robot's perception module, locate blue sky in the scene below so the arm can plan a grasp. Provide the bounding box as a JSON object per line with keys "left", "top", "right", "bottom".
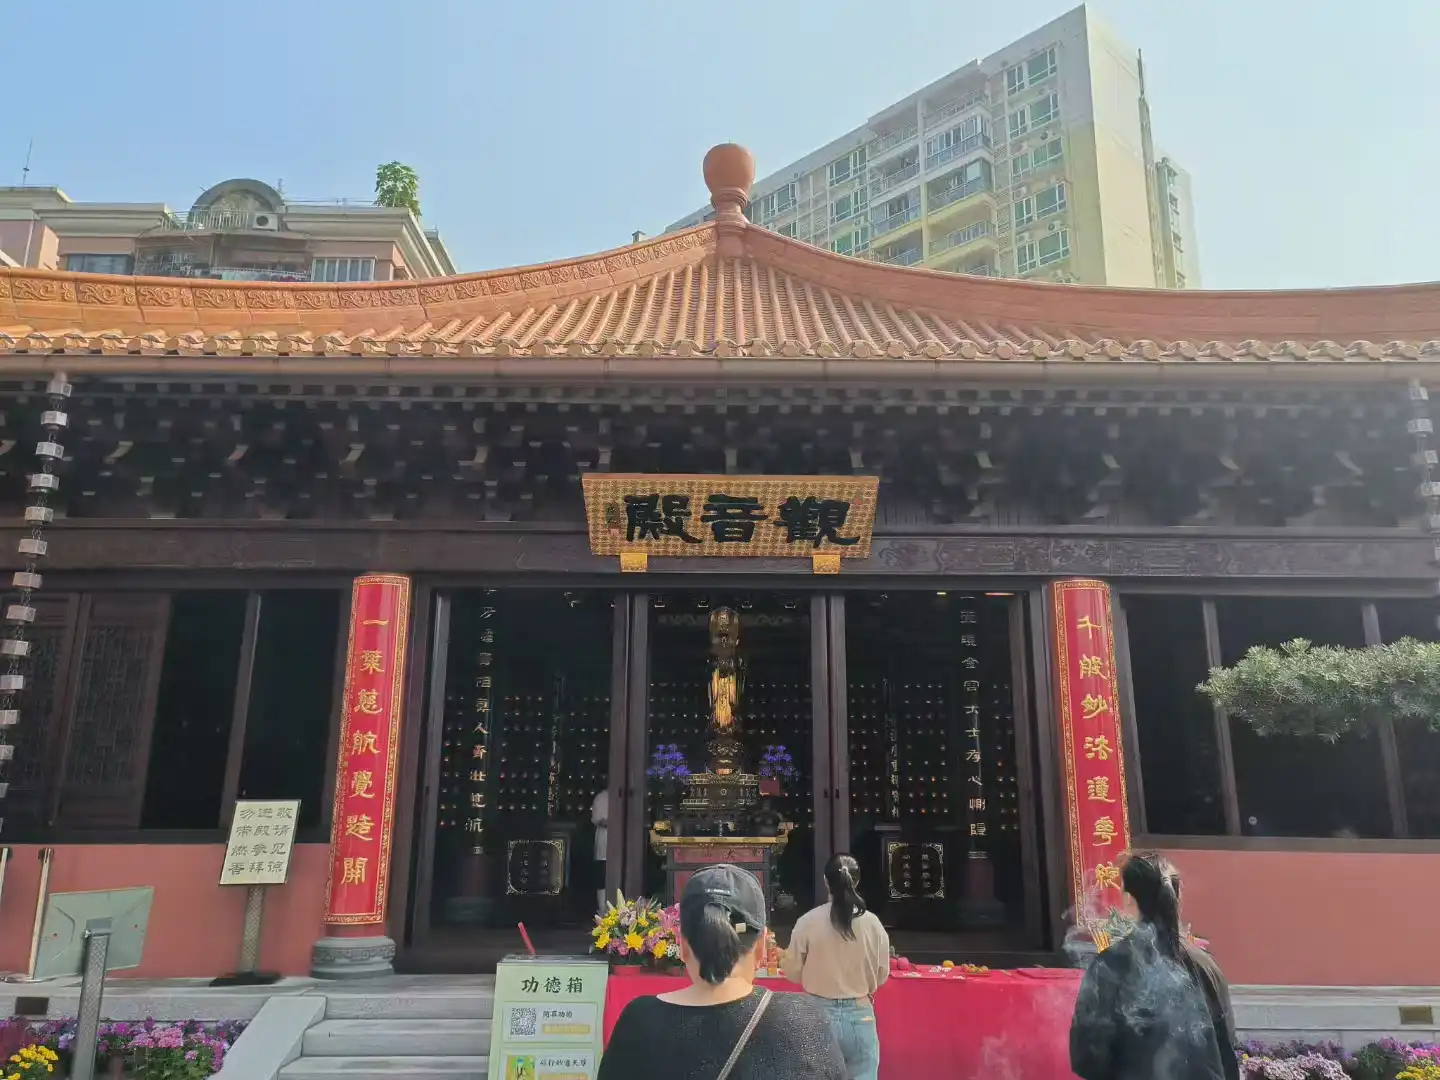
{"left": 7, "top": 0, "right": 1438, "bottom": 290}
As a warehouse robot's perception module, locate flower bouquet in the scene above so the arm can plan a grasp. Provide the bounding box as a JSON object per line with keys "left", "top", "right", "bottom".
{"left": 3, "top": 1044, "right": 58, "bottom": 1079}
{"left": 591, "top": 893, "right": 681, "bottom": 973}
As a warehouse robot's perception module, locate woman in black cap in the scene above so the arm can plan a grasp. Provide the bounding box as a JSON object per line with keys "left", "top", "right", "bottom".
{"left": 599, "top": 863, "right": 847, "bottom": 1080}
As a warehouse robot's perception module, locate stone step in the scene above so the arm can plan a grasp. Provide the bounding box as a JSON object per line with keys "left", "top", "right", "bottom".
{"left": 322, "top": 988, "right": 495, "bottom": 1021}
{"left": 304, "top": 1019, "right": 492, "bottom": 1057}
{"left": 281, "top": 1057, "right": 487, "bottom": 1079}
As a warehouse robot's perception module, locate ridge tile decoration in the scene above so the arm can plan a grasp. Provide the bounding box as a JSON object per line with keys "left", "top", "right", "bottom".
{"left": 324, "top": 574, "right": 412, "bottom": 925}
{"left": 1048, "top": 579, "right": 1132, "bottom": 923}
{"left": 582, "top": 474, "right": 879, "bottom": 559}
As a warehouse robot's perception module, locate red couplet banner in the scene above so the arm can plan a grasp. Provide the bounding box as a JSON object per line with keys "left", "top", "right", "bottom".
{"left": 324, "top": 574, "right": 413, "bottom": 925}
{"left": 1049, "top": 579, "right": 1132, "bottom": 921}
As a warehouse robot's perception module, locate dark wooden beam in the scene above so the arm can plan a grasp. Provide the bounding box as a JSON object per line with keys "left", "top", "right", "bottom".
{"left": 809, "top": 594, "right": 832, "bottom": 897}
{"left": 8, "top": 522, "right": 1434, "bottom": 580}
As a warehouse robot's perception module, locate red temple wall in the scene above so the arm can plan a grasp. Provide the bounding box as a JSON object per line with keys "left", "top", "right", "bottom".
{"left": 0, "top": 844, "right": 329, "bottom": 978}
{"left": 1166, "top": 848, "right": 1440, "bottom": 986}
{"left": 0, "top": 843, "right": 1434, "bottom": 984}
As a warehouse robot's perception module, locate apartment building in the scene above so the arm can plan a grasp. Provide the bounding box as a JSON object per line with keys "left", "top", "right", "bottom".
{"left": 666, "top": 5, "right": 1199, "bottom": 289}
{"left": 0, "top": 176, "right": 455, "bottom": 283}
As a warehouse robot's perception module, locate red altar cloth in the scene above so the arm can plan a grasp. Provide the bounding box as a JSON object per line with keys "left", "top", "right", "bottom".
{"left": 603, "top": 967, "right": 1083, "bottom": 1080}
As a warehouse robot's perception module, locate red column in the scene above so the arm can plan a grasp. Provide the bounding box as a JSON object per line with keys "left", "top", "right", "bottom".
{"left": 1047, "top": 580, "right": 1133, "bottom": 934}
{"left": 311, "top": 573, "right": 413, "bottom": 978}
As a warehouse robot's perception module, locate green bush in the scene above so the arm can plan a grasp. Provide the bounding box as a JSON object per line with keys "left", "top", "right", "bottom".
{"left": 1197, "top": 638, "right": 1440, "bottom": 740}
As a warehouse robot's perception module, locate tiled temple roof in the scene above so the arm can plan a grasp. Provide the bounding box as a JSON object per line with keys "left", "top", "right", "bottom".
{"left": 3, "top": 145, "right": 1439, "bottom": 372}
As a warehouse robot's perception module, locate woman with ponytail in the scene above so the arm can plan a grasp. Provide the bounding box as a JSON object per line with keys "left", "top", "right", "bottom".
{"left": 1070, "top": 852, "right": 1240, "bottom": 1080}
{"left": 782, "top": 854, "right": 890, "bottom": 1080}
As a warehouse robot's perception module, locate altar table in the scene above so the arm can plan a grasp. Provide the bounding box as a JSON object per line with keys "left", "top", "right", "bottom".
{"left": 603, "top": 968, "right": 1083, "bottom": 1080}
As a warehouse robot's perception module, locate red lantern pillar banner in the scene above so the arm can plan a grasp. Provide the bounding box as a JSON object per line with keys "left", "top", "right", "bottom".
{"left": 324, "top": 574, "right": 413, "bottom": 925}
{"left": 1048, "top": 580, "right": 1132, "bottom": 922}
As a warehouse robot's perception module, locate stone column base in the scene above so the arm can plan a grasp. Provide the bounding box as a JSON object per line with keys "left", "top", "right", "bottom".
{"left": 310, "top": 934, "right": 396, "bottom": 980}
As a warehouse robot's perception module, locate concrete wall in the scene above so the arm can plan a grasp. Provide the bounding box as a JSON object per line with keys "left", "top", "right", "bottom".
{"left": 0, "top": 843, "right": 329, "bottom": 978}
{"left": 1166, "top": 848, "right": 1440, "bottom": 987}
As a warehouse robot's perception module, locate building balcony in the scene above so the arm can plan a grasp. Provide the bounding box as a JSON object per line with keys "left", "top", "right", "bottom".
{"left": 874, "top": 245, "right": 923, "bottom": 267}
{"left": 871, "top": 161, "right": 921, "bottom": 197}
{"left": 871, "top": 204, "right": 921, "bottom": 239}
{"left": 923, "top": 132, "right": 992, "bottom": 174}
{"left": 921, "top": 91, "right": 988, "bottom": 132}
{"left": 925, "top": 178, "right": 995, "bottom": 230}
{"left": 866, "top": 124, "right": 919, "bottom": 162}
{"left": 926, "top": 220, "right": 998, "bottom": 270}
{"left": 159, "top": 208, "right": 287, "bottom": 233}
{"left": 135, "top": 262, "right": 310, "bottom": 282}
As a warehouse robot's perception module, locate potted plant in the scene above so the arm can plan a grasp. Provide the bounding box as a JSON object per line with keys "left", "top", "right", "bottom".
{"left": 647, "top": 744, "right": 691, "bottom": 814}
{"left": 758, "top": 744, "right": 797, "bottom": 798}
{"left": 591, "top": 893, "right": 681, "bottom": 975}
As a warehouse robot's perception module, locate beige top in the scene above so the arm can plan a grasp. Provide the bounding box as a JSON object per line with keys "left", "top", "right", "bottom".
{"left": 781, "top": 903, "right": 890, "bottom": 1000}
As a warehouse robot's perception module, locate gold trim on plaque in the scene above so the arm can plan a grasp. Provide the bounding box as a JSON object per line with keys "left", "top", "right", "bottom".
{"left": 620, "top": 552, "right": 649, "bottom": 573}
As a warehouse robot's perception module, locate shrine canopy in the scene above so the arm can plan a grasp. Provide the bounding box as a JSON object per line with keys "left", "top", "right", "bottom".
{"left": 2, "top": 144, "right": 1440, "bottom": 382}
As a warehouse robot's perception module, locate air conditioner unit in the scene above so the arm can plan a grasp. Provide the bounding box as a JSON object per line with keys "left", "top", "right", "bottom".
{"left": 1048, "top": 221, "right": 1059, "bottom": 233}
{"left": 252, "top": 213, "right": 280, "bottom": 231}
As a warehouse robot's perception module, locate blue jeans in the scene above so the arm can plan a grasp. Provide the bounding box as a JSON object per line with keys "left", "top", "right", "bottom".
{"left": 811, "top": 996, "right": 880, "bottom": 1080}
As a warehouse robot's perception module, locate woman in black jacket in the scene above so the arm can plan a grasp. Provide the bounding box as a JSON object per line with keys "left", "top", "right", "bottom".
{"left": 1069, "top": 853, "right": 1240, "bottom": 1080}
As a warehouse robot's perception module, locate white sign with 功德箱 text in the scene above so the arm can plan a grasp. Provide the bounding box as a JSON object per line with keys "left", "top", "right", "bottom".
{"left": 218, "top": 800, "right": 301, "bottom": 887}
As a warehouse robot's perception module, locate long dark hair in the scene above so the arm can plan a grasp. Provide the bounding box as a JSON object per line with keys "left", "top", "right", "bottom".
{"left": 1121, "top": 851, "right": 1184, "bottom": 959}
{"left": 824, "top": 853, "right": 866, "bottom": 940}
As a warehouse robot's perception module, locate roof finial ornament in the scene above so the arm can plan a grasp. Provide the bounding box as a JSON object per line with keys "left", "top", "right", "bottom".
{"left": 703, "top": 144, "right": 755, "bottom": 222}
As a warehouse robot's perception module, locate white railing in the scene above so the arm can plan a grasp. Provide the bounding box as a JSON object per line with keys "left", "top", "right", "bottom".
{"left": 929, "top": 176, "right": 991, "bottom": 211}
{"left": 924, "top": 132, "right": 992, "bottom": 172}
{"left": 867, "top": 124, "right": 919, "bottom": 158}
{"left": 876, "top": 247, "right": 923, "bottom": 266}
{"left": 136, "top": 262, "right": 310, "bottom": 282}
{"left": 871, "top": 161, "right": 921, "bottom": 196}
{"left": 162, "top": 208, "right": 279, "bottom": 231}
{"left": 930, "top": 220, "right": 993, "bottom": 255}
{"left": 871, "top": 204, "right": 921, "bottom": 237}
{"left": 922, "top": 91, "right": 988, "bottom": 131}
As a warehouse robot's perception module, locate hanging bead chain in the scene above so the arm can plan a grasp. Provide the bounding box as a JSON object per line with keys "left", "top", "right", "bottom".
{"left": 0, "top": 374, "right": 71, "bottom": 827}
{"left": 1407, "top": 378, "right": 1440, "bottom": 633}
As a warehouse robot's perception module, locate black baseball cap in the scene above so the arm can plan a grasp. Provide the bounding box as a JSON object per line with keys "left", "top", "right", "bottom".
{"left": 681, "top": 864, "right": 767, "bottom": 935}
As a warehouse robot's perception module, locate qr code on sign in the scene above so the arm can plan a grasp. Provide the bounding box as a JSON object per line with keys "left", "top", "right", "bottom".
{"left": 508, "top": 1007, "right": 538, "bottom": 1039}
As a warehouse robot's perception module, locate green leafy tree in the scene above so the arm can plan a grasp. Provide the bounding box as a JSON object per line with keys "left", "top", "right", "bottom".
{"left": 1197, "top": 637, "right": 1440, "bottom": 740}
{"left": 374, "top": 161, "right": 420, "bottom": 216}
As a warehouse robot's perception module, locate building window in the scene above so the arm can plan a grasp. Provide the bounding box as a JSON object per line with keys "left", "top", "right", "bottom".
{"left": 831, "top": 225, "right": 870, "bottom": 256}
{"left": 778, "top": 221, "right": 798, "bottom": 238}
{"left": 1031, "top": 139, "right": 1065, "bottom": 173}
{"left": 1027, "top": 47, "right": 1057, "bottom": 85}
{"left": 1007, "top": 110, "right": 1028, "bottom": 140}
{"left": 1028, "top": 91, "right": 1059, "bottom": 128}
{"left": 1172, "top": 231, "right": 1184, "bottom": 252}
{"left": 1175, "top": 273, "right": 1187, "bottom": 288}
{"left": 1017, "top": 229, "right": 1069, "bottom": 273}
{"left": 828, "top": 148, "right": 867, "bottom": 186}
{"left": 1218, "top": 598, "right": 1390, "bottom": 838}
{"left": 311, "top": 257, "right": 376, "bottom": 283}
{"left": 1013, "top": 182, "right": 1065, "bottom": 228}
{"left": 1006, "top": 46, "right": 1056, "bottom": 96}
{"left": 831, "top": 191, "right": 866, "bottom": 223}
{"left": 64, "top": 253, "right": 134, "bottom": 275}
{"left": 1125, "top": 597, "right": 1227, "bottom": 835}
{"left": 1034, "top": 181, "right": 1067, "bottom": 218}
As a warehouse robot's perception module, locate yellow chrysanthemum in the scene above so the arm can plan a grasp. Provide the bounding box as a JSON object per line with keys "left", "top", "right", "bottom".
{"left": 652, "top": 941, "right": 669, "bottom": 959}
{"left": 624, "top": 932, "right": 644, "bottom": 951}
{"left": 595, "top": 933, "right": 610, "bottom": 951}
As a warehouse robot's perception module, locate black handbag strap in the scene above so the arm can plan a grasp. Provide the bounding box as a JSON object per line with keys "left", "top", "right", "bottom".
{"left": 716, "top": 989, "right": 773, "bottom": 1080}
